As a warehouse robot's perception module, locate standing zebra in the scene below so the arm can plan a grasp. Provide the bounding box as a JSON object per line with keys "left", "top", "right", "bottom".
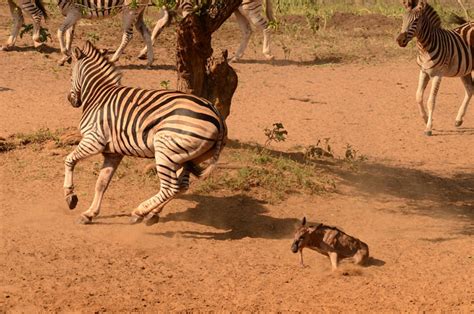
{"left": 64, "top": 41, "right": 226, "bottom": 225}
{"left": 56, "top": 0, "right": 154, "bottom": 66}
{"left": 2, "top": 0, "right": 48, "bottom": 51}
{"left": 137, "top": 0, "right": 275, "bottom": 62}
{"left": 397, "top": 0, "right": 474, "bottom": 136}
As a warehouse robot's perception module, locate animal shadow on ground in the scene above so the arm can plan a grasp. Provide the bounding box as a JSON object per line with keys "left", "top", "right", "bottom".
{"left": 117, "top": 63, "right": 176, "bottom": 71}
{"left": 1, "top": 44, "right": 59, "bottom": 54}
{"left": 432, "top": 127, "right": 474, "bottom": 136}
{"left": 235, "top": 55, "right": 343, "bottom": 66}
{"left": 149, "top": 194, "right": 300, "bottom": 240}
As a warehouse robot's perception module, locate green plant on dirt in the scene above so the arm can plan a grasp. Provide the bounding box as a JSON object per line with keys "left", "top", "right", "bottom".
{"left": 86, "top": 32, "right": 100, "bottom": 44}
{"left": 0, "top": 139, "right": 16, "bottom": 153}
{"left": 160, "top": 80, "right": 171, "bottom": 89}
{"left": 15, "top": 128, "right": 59, "bottom": 146}
{"left": 263, "top": 122, "right": 288, "bottom": 147}
{"left": 19, "top": 24, "right": 51, "bottom": 43}
{"left": 152, "top": 0, "right": 176, "bottom": 9}
{"left": 305, "top": 138, "right": 333, "bottom": 159}
{"left": 344, "top": 143, "right": 368, "bottom": 162}
{"left": 129, "top": 0, "right": 139, "bottom": 9}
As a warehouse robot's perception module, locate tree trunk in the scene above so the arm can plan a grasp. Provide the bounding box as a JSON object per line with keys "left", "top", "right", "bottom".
{"left": 176, "top": 0, "right": 242, "bottom": 120}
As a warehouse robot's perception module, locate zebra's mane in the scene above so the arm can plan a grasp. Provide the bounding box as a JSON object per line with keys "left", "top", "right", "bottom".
{"left": 77, "top": 41, "right": 122, "bottom": 86}
{"left": 423, "top": 4, "right": 442, "bottom": 28}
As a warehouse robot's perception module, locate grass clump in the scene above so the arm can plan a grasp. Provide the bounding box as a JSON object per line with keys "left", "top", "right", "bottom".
{"left": 15, "top": 128, "right": 59, "bottom": 146}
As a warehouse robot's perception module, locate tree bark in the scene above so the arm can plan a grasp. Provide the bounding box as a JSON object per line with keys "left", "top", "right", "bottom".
{"left": 176, "top": 0, "right": 242, "bottom": 120}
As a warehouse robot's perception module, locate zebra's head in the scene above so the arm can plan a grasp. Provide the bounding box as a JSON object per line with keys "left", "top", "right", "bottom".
{"left": 68, "top": 41, "right": 120, "bottom": 108}
{"left": 397, "top": 0, "right": 427, "bottom": 47}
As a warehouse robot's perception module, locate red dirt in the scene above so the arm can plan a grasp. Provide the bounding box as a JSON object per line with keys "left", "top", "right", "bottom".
{"left": 0, "top": 4, "right": 473, "bottom": 312}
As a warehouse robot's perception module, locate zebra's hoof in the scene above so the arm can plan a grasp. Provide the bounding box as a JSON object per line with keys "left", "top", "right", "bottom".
{"left": 66, "top": 194, "right": 78, "bottom": 210}
{"left": 144, "top": 214, "right": 160, "bottom": 226}
{"left": 424, "top": 130, "right": 433, "bottom": 136}
{"left": 264, "top": 54, "right": 275, "bottom": 61}
{"left": 455, "top": 120, "right": 463, "bottom": 127}
{"left": 129, "top": 214, "right": 144, "bottom": 225}
{"left": 77, "top": 214, "right": 92, "bottom": 225}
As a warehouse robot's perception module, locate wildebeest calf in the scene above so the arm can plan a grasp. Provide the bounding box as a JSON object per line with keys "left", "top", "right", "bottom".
{"left": 291, "top": 217, "right": 369, "bottom": 271}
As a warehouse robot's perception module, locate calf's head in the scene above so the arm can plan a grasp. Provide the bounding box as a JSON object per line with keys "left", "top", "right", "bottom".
{"left": 291, "top": 217, "right": 312, "bottom": 253}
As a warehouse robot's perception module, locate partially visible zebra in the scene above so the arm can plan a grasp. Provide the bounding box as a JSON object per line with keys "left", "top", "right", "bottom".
{"left": 64, "top": 41, "right": 226, "bottom": 225}
{"left": 2, "top": 0, "right": 48, "bottom": 51}
{"left": 396, "top": 0, "right": 474, "bottom": 136}
{"left": 57, "top": 0, "right": 154, "bottom": 66}
{"left": 138, "top": 0, "right": 275, "bottom": 62}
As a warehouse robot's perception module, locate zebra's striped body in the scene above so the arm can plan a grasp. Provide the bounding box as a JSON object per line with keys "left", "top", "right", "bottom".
{"left": 397, "top": 0, "right": 474, "bottom": 135}
{"left": 138, "top": 0, "right": 275, "bottom": 62}
{"left": 57, "top": 0, "right": 154, "bottom": 66}
{"left": 64, "top": 41, "right": 226, "bottom": 225}
{"left": 2, "top": 0, "right": 47, "bottom": 50}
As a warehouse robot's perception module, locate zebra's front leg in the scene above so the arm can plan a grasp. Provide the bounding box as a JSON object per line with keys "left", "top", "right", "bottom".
{"left": 134, "top": 13, "right": 154, "bottom": 67}
{"left": 455, "top": 74, "right": 473, "bottom": 127}
{"left": 57, "top": 11, "right": 81, "bottom": 66}
{"left": 416, "top": 70, "right": 430, "bottom": 124}
{"left": 2, "top": 0, "right": 24, "bottom": 51}
{"left": 31, "top": 16, "right": 43, "bottom": 48}
{"left": 425, "top": 76, "right": 442, "bottom": 136}
{"left": 110, "top": 12, "right": 135, "bottom": 63}
{"left": 78, "top": 154, "right": 123, "bottom": 224}
{"left": 63, "top": 136, "right": 105, "bottom": 210}
{"left": 65, "top": 25, "right": 76, "bottom": 54}
{"left": 231, "top": 10, "right": 252, "bottom": 62}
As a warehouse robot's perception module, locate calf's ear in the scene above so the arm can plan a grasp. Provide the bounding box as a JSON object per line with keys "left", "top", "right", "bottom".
{"left": 302, "top": 217, "right": 306, "bottom": 226}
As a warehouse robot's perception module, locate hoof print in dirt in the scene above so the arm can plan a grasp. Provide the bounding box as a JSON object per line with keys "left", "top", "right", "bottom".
{"left": 66, "top": 194, "right": 78, "bottom": 210}
{"left": 144, "top": 214, "right": 160, "bottom": 226}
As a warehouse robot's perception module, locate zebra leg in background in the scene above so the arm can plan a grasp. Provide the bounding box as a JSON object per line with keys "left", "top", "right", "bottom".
{"left": 138, "top": 7, "right": 170, "bottom": 60}
{"left": 110, "top": 9, "right": 136, "bottom": 63}
{"left": 455, "top": 74, "right": 473, "bottom": 127}
{"left": 416, "top": 70, "right": 430, "bottom": 124}
{"left": 2, "top": 0, "right": 24, "bottom": 51}
{"left": 65, "top": 25, "right": 75, "bottom": 53}
{"left": 246, "top": 5, "right": 273, "bottom": 60}
{"left": 424, "top": 76, "right": 442, "bottom": 136}
{"left": 231, "top": 9, "right": 253, "bottom": 62}
{"left": 78, "top": 154, "right": 123, "bottom": 224}
{"left": 57, "top": 10, "right": 81, "bottom": 66}
{"left": 31, "top": 12, "right": 44, "bottom": 48}
{"left": 133, "top": 11, "right": 154, "bottom": 66}
{"left": 63, "top": 135, "right": 105, "bottom": 210}
{"left": 177, "top": 167, "right": 191, "bottom": 193}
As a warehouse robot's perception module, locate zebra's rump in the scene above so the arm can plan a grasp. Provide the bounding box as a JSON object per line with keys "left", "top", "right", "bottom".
{"left": 58, "top": 0, "right": 126, "bottom": 18}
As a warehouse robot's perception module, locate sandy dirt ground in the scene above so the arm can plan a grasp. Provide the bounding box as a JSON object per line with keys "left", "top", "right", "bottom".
{"left": 0, "top": 4, "right": 473, "bottom": 312}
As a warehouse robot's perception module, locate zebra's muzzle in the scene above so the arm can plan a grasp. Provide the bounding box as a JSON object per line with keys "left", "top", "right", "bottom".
{"left": 291, "top": 240, "right": 300, "bottom": 253}
{"left": 68, "top": 92, "right": 82, "bottom": 108}
{"left": 396, "top": 32, "right": 409, "bottom": 47}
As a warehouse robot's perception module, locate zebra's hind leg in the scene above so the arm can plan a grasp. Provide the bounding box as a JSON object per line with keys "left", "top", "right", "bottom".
{"left": 416, "top": 70, "right": 430, "bottom": 124}
{"left": 455, "top": 73, "right": 473, "bottom": 127}
{"left": 78, "top": 154, "right": 123, "bottom": 224}
{"left": 2, "top": 0, "right": 24, "bottom": 51}
{"left": 31, "top": 15, "right": 44, "bottom": 48}
{"left": 63, "top": 134, "right": 105, "bottom": 210}
{"left": 138, "top": 7, "right": 169, "bottom": 60}
{"left": 110, "top": 9, "right": 136, "bottom": 64}
{"left": 424, "top": 75, "right": 442, "bottom": 136}
{"left": 246, "top": 7, "right": 274, "bottom": 60}
{"left": 134, "top": 12, "right": 154, "bottom": 67}
{"left": 231, "top": 9, "right": 252, "bottom": 62}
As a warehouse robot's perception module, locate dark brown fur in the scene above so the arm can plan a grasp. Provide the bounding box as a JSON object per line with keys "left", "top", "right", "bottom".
{"left": 291, "top": 217, "right": 369, "bottom": 270}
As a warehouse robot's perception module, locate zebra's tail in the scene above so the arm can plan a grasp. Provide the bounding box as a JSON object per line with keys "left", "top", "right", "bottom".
{"left": 35, "top": 0, "right": 48, "bottom": 20}
{"left": 187, "top": 121, "right": 227, "bottom": 180}
{"left": 448, "top": 13, "right": 468, "bottom": 25}
{"left": 265, "top": 0, "right": 275, "bottom": 22}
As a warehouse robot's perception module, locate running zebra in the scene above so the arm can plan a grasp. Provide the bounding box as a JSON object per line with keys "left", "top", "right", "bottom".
{"left": 64, "top": 41, "right": 226, "bottom": 226}
{"left": 138, "top": 0, "right": 275, "bottom": 62}
{"left": 57, "top": 0, "right": 154, "bottom": 66}
{"left": 2, "top": 0, "right": 48, "bottom": 51}
{"left": 397, "top": 0, "right": 474, "bottom": 135}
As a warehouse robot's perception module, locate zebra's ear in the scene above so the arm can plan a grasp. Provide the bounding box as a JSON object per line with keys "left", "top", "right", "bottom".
{"left": 73, "top": 47, "right": 85, "bottom": 60}
{"left": 416, "top": 0, "right": 427, "bottom": 9}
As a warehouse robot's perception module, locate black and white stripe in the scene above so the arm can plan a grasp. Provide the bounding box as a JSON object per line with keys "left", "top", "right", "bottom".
{"left": 56, "top": 0, "right": 154, "bottom": 67}
{"left": 397, "top": 0, "right": 474, "bottom": 135}
{"left": 63, "top": 41, "right": 226, "bottom": 226}
{"left": 2, "top": 0, "right": 48, "bottom": 50}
